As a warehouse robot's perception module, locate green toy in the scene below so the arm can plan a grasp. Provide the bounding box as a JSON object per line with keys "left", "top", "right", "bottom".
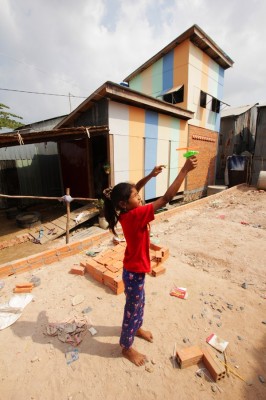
{"left": 183, "top": 150, "right": 199, "bottom": 158}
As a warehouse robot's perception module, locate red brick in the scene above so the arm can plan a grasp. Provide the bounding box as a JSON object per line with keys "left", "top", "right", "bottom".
{"left": 13, "top": 265, "right": 32, "bottom": 275}
{"left": 28, "top": 260, "right": 44, "bottom": 270}
{"left": 176, "top": 346, "right": 203, "bottom": 369}
{"left": 57, "top": 245, "right": 71, "bottom": 255}
{"left": 80, "top": 238, "right": 94, "bottom": 247}
{"left": 92, "top": 264, "right": 106, "bottom": 283}
{"left": 68, "top": 242, "right": 83, "bottom": 252}
{"left": 83, "top": 259, "right": 99, "bottom": 274}
{"left": 150, "top": 243, "right": 162, "bottom": 252}
{"left": 13, "top": 286, "right": 32, "bottom": 293}
{"left": 105, "top": 280, "right": 124, "bottom": 295}
{"left": 202, "top": 347, "right": 226, "bottom": 381}
{"left": 103, "top": 270, "right": 116, "bottom": 285}
{"left": 106, "top": 264, "right": 120, "bottom": 273}
{"left": 113, "top": 276, "right": 124, "bottom": 289}
{"left": 151, "top": 264, "right": 166, "bottom": 277}
{"left": 150, "top": 259, "right": 159, "bottom": 270}
{"left": 44, "top": 255, "right": 59, "bottom": 265}
{"left": 70, "top": 265, "right": 85, "bottom": 275}
{"left": 0, "top": 265, "right": 14, "bottom": 277}
{"left": 27, "top": 253, "right": 45, "bottom": 264}
{"left": 161, "top": 247, "right": 169, "bottom": 261}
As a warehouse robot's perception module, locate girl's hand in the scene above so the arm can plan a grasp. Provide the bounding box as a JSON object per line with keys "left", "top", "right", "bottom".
{"left": 151, "top": 165, "right": 166, "bottom": 177}
{"left": 182, "top": 156, "right": 198, "bottom": 173}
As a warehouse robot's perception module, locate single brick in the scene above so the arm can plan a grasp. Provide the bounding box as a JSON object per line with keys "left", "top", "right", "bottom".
{"left": 70, "top": 265, "right": 85, "bottom": 275}
{"left": 13, "top": 287, "right": 32, "bottom": 293}
{"left": 176, "top": 346, "right": 203, "bottom": 369}
{"left": 106, "top": 264, "right": 120, "bottom": 273}
{"left": 151, "top": 264, "right": 166, "bottom": 277}
{"left": 149, "top": 243, "right": 162, "bottom": 252}
{"left": 103, "top": 270, "right": 116, "bottom": 285}
{"left": 202, "top": 347, "right": 226, "bottom": 382}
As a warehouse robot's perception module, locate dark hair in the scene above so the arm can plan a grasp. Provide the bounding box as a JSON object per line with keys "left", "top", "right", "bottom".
{"left": 103, "top": 182, "right": 134, "bottom": 235}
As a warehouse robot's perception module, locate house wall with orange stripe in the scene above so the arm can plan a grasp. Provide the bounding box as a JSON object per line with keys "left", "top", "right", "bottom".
{"left": 108, "top": 101, "right": 187, "bottom": 201}
{"left": 128, "top": 39, "right": 225, "bottom": 133}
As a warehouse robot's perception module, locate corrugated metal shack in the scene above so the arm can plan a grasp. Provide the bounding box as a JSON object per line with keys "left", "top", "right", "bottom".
{"left": 0, "top": 117, "right": 109, "bottom": 209}
{"left": 0, "top": 116, "right": 66, "bottom": 208}
{"left": 216, "top": 104, "right": 261, "bottom": 185}
{"left": 253, "top": 104, "right": 266, "bottom": 185}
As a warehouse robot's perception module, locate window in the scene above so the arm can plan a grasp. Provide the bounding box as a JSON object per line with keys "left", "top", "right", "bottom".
{"left": 200, "top": 90, "right": 220, "bottom": 113}
{"left": 200, "top": 91, "right": 207, "bottom": 108}
{"left": 212, "top": 98, "right": 221, "bottom": 113}
{"left": 162, "top": 85, "right": 184, "bottom": 105}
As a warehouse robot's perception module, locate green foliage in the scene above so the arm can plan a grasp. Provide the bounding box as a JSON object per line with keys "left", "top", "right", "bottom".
{"left": 0, "top": 103, "right": 24, "bottom": 130}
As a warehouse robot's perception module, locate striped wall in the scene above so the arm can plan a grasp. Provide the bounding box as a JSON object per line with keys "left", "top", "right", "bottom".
{"left": 188, "top": 42, "right": 224, "bottom": 132}
{"left": 129, "top": 39, "right": 225, "bottom": 132}
{"left": 129, "top": 41, "right": 189, "bottom": 105}
{"left": 109, "top": 101, "right": 188, "bottom": 201}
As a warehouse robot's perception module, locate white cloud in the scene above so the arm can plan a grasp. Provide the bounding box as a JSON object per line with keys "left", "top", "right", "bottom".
{"left": 0, "top": 0, "right": 265, "bottom": 124}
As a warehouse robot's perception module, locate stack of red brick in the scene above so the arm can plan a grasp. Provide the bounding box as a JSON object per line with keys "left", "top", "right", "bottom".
{"left": 73, "top": 242, "right": 169, "bottom": 295}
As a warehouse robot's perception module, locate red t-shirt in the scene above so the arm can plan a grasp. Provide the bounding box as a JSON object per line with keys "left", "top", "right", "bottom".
{"left": 119, "top": 203, "right": 154, "bottom": 273}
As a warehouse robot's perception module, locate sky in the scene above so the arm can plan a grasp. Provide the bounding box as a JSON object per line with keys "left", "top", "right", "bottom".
{"left": 1, "top": 0, "right": 265, "bottom": 127}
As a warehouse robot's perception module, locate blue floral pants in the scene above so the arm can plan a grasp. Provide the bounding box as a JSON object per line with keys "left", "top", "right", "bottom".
{"left": 119, "top": 269, "right": 145, "bottom": 349}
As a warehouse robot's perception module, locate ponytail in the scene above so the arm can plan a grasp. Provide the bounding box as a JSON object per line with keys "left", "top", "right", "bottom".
{"left": 103, "top": 182, "right": 134, "bottom": 235}
{"left": 103, "top": 197, "right": 119, "bottom": 235}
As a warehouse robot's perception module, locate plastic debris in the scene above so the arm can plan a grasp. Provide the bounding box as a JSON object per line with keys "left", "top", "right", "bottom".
{"left": 88, "top": 326, "right": 97, "bottom": 336}
{"left": 206, "top": 333, "right": 229, "bottom": 352}
{"left": 30, "top": 276, "right": 41, "bottom": 287}
{"left": 72, "top": 294, "right": 85, "bottom": 306}
{"left": 170, "top": 286, "right": 188, "bottom": 299}
{"left": 0, "top": 294, "right": 33, "bottom": 330}
{"left": 65, "top": 347, "right": 79, "bottom": 364}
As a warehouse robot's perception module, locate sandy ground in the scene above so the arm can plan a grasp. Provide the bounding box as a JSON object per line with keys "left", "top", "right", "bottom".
{"left": 0, "top": 185, "right": 265, "bottom": 400}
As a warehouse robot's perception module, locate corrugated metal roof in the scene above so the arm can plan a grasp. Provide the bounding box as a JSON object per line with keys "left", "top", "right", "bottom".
{"left": 221, "top": 104, "right": 257, "bottom": 118}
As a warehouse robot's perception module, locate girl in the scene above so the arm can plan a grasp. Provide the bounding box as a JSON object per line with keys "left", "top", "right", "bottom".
{"left": 103, "top": 157, "right": 197, "bottom": 366}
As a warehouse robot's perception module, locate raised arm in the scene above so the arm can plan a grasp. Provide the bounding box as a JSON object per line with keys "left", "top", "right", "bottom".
{"left": 135, "top": 165, "right": 165, "bottom": 192}
{"left": 152, "top": 157, "right": 197, "bottom": 212}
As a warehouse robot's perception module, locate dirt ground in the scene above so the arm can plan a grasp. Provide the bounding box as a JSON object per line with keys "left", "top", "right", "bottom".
{"left": 0, "top": 184, "right": 265, "bottom": 400}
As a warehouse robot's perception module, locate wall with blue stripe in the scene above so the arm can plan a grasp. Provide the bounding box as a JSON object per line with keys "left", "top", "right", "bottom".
{"left": 109, "top": 101, "right": 187, "bottom": 200}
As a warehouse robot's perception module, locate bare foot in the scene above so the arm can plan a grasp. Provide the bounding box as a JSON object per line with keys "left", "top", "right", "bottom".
{"left": 136, "top": 328, "right": 153, "bottom": 342}
{"left": 122, "top": 347, "right": 147, "bottom": 366}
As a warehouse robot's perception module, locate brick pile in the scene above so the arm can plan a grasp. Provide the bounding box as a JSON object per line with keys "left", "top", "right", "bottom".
{"left": 79, "top": 242, "right": 169, "bottom": 295}
{"left": 0, "top": 234, "right": 30, "bottom": 250}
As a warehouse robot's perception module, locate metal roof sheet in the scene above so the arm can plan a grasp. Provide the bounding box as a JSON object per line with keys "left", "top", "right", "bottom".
{"left": 221, "top": 104, "right": 256, "bottom": 118}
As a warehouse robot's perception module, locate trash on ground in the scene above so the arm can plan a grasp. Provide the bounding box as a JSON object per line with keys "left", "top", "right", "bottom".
{"left": 30, "top": 276, "right": 41, "bottom": 287}
{"left": 72, "top": 294, "right": 85, "bottom": 306}
{"left": 82, "top": 306, "right": 92, "bottom": 314}
{"left": 170, "top": 286, "right": 188, "bottom": 299}
{"left": 65, "top": 347, "right": 79, "bottom": 365}
{"left": 0, "top": 294, "right": 33, "bottom": 330}
{"left": 46, "top": 315, "right": 89, "bottom": 346}
{"left": 206, "top": 333, "right": 229, "bottom": 352}
{"left": 88, "top": 326, "right": 97, "bottom": 336}
{"left": 86, "top": 248, "right": 102, "bottom": 257}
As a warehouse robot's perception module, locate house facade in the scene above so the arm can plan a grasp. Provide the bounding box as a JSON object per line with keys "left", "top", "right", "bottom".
{"left": 0, "top": 25, "right": 233, "bottom": 204}
{"left": 56, "top": 25, "right": 233, "bottom": 201}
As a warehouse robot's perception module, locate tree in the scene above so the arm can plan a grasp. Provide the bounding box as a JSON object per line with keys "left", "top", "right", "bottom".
{"left": 0, "top": 103, "right": 24, "bottom": 130}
